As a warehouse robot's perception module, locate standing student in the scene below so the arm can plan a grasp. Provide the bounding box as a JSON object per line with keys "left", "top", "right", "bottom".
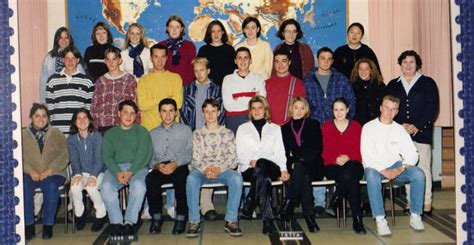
{"left": 120, "top": 23, "right": 152, "bottom": 79}
{"left": 159, "top": 15, "right": 196, "bottom": 85}
{"left": 84, "top": 22, "right": 114, "bottom": 82}
{"left": 197, "top": 20, "right": 236, "bottom": 86}
{"left": 235, "top": 17, "right": 273, "bottom": 79}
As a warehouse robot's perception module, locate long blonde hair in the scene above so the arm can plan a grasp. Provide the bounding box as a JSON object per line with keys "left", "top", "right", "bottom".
{"left": 124, "top": 23, "right": 148, "bottom": 48}
{"left": 247, "top": 95, "right": 272, "bottom": 122}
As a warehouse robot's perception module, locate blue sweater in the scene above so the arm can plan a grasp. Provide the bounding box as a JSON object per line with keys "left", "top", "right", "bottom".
{"left": 67, "top": 131, "right": 105, "bottom": 177}
{"left": 304, "top": 67, "right": 356, "bottom": 124}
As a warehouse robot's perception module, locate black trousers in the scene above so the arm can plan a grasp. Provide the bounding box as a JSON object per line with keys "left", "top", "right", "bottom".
{"left": 325, "top": 161, "right": 364, "bottom": 217}
{"left": 242, "top": 159, "right": 281, "bottom": 220}
{"left": 287, "top": 161, "right": 315, "bottom": 216}
{"left": 146, "top": 165, "right": 189, "bottom": 217}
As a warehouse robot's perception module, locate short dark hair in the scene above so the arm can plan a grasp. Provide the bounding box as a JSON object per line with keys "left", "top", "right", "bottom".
{"left": 235, "top": 46, "right": 251, "bottom": 59}
{"left": 118, "top": 100, "right": 139, "bottom": 113}
{"left": 201, "top": 98, "right": 221, "bottom": 111}
{"left": 242, "top": 16, "right": 261, "bottom": 38}
{"left": 317, "top": 47, "right": 334, "bottom": 58}
{"left": 397, "top": 50, "right": 423, "bottom": 70}
{"left": 159, "top": 98, "right": 177, "bottom": 111}
{"left": 91, "top": 22, "right": 113, "bottom": 45}
{"left": 104, "top": 46, "right": 122, "bottom": 59}
{"left": 273, "top": 48, "right": 291, "bottom": 61}
{"left": 347, "top": 22, "right": 365, "bottom": 36}
{"left": 150, "top": 43, "right": 168, "bottom": 56}
{"left": 70, "top": 108, "right": 95, "bottom": 134}
{"left": 62, "top": 46, "right": 82, "bottom": 62}
{"left": 29, "top": 103, "right": 49, "bottom": 119}
{"left": 276, "top": 19, "right": 303, "bottom": 40}
{"left": 204, "top": 20, "right": 229, "bottom": 44}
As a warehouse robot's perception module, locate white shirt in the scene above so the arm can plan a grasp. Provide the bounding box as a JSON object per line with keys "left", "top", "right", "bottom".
{"left": 120, "top": 47, "right": 153, "bottom": 79}
{"left": 398, "top": 72, "right": 422, "bottom": 95}
{"left": 222, "top": 70, "right": 266, "bottom": 112}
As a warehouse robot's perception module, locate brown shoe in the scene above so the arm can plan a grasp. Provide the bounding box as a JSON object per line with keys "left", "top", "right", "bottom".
{"left": 225, "top": 221, "right": 242, "bottom": 237}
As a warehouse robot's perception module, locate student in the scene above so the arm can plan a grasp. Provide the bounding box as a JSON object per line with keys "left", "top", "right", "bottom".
{"left": 235, "top": 17, "right": 273, "bottom": 79}
{"left": 197, "top": 20, "right": 236, "bottom": 86}
{"left": 84, "top": 22, "right": 114, "bottom": 81}
{"left": 68, "top": 109, "right": 106, "bottom": 232}
{"left": 120, "top": 23, "right": 152, "bottom": 78}
{"left": 91, "top": 47, "right": 138, "bottom": 135}
{"left": 222, "top": 47, "right": 266, "bottom": 133}
{"left": 159, "top": 15, "right": 196, "bottom": 85}
{"left": 186, "top": 98, "right": 243, "bottom": 238}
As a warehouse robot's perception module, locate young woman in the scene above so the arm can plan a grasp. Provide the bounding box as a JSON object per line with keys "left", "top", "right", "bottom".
{"left": 68, "top": 109, "right": 106, "bottom": 232}
{"left": 120, "top": 23, "right": 152, "bottom": 78}
{"left": 280, "top": 96, "right": 322, "bottom": 232}
{"left": 350, "top": 58, "right": 386, "bottom": 125}
{"left": 273, "top": 19, "right": 315, "bottom": 80}
{"left": 91, "top": 47, "right": 138, "bottom": 135}
{"left": 235, "top": 17, "right": 273, "bottom": 79}
{"left": 197, "top": 20, "right": 236, "bottom": 86}
{"left": 236, "top": 95, "right": 287, "bottom": 235}
{"left": 84, "top": 22, "right": 114, "bottom": 82}
{"left": 333, "top": 23, "right": 380, "bottom": 79}
{"left": 39, "top": 27, "right": 84, "bottom": 103}
{"left": 159, "top": 15, "right": 196, "bottom": 85}
{"left": 322, "top": 98, "right": 365, "bottom": 234}
{"left": 22, "top": 104, "right": 69, "bottom": 240}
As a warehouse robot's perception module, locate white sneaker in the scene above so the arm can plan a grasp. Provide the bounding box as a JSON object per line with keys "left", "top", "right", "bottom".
{"left": 410, "top": 214, "right": 425, "bottom": 231}
{"left": 376, "top": 217, "right": 392, "bottom": 236}
{"left": 167, "top": 207, "right": 176, "bottom": 219}
{"left": 141, "top": 208, "right": 152, "bottom": 220}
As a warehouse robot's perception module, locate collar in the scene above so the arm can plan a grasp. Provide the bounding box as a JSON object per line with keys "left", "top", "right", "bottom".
{"left": 60, "top": 68, "right": 80, "bottom": 76}
{"left": 159, "top": 121, "right": 178, "bottom": 130}
{"left": 397, "top": 72, "right": 422, "bottom": 83}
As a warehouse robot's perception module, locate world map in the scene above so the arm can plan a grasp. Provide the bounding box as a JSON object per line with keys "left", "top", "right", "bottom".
{"left": 68, "top": 0, "right": 346, "bottom": 56}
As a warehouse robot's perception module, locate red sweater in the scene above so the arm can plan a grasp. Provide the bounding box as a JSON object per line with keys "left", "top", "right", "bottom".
{"left": 159, "top": 39, "right": 196, "bottom": 85}
{"left": 321, "top": 120, "right": 362, "bottom": 166}
{"left": 265, "top": 74, "right": 306, "bottom": 125}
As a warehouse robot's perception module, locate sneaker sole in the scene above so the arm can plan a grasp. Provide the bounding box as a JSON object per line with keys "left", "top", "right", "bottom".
{"left": 379, "top": 232, "right": 392, "bottom": 237}
{"left": 224, "top": 227, "right": 242, "bottom": 237}
{"left": 186, "top": 232, "right": 200, "bottom": 238}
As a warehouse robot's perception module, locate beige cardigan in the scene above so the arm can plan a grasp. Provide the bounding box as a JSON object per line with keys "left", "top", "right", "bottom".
{"left": 22, "top": 127, "right": 69, "bottom": 178}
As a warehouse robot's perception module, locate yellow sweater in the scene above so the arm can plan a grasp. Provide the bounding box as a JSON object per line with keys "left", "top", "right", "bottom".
{"left": 235, "top": 39, "right": 273, "bottom": 79}
{"left": 137, "top": 71, "right": 183, "bottom": 131}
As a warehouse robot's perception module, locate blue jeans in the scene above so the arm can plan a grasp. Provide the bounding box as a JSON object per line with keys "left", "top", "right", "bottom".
{"left": 365, "top": 161, "right": 425, "bottom": 217}
{"left": 100, "top": 165, "right": 148, "bottom": 224}
{"left": 186, "top": 169, "right": 242, "bottom": 224}
{"left": 313, "top": 187, "right": 326, "bottom": 207}
{"left": 23, "top": 174, "right": 65, "bottom": 226}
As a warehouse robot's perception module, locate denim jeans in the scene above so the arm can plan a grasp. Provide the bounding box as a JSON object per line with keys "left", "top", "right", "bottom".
{"left": 313, "top": 187, "right": 326, "bottom": 207}
{"left": 23, "top": 174, "right": 66, "bottom": 226}
{"left": 100, "top": 164, "right": 148, "bottom": 225}
{"left": 365, "top": 161, "right": 425, "bottom": 217}
{"left": 186, "top": 169, "right": 242, "bottom": 224}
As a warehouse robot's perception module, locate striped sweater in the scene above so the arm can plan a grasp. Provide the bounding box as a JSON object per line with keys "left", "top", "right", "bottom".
{"left": 45, "top": 69, "right": 94, "bottom": 135}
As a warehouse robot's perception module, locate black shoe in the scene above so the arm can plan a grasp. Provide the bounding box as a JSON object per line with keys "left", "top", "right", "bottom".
{"left": 91, "top": 216, "right": 107, "bottom": 232}
{"left": 75, "top": 212, "right": 87, "bottom": 231}
{"left": 361, "top": 202, "right": 372, "bottom": 215}
{"left": 25, "top": 224, "right": 35, "bottom": 241}
{"left": 262, "top": 219, "right": 273, "bottom": 235}
{"left": 423, "top": 208, "right": 433, "bottom": 216}
{"left": 240, "top": 196, "right": 256, "bottom": 220}
{"left": 172, "top": 220, "right": 186, "bottom": 235}
{"left": 109, "top": 224, "right": 123, "bottom": 237}
{"left": 330, "top": 195, "right": 343, "bottom": 210}
{"left": 186, "top": 223, "right": 201, "bottom": 238}
{"left": 122, "top": 224, "right": 135, "bottom": 237}
{"left": 314, "top": 206, "right": 325, "bottom": 217}
{"left": 149, "top": 218, "right": 164, "bottom": 234}
{"left": 352, "top": 216, "right": 367, "bottom": 234}
{"left": 224, "top": 221, "right": 242, "bottom": 237}
{"left": 42, "top": 225, "right": 53, "bottom": 239}
{"left": 304, "top": 216, "right": 320, "bottom": 233}
{"left": 403, "top": 207, "right": 411, "bottom": 215}
{"left": 203, "top": 210, "right": 219, "bottom": 221}
{"left": 277, "top": 199, "right": 295, "bottom": 221}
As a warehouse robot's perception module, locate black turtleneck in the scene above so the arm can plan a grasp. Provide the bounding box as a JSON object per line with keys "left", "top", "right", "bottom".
{"left": 252, "top": 118, "right": 266, "bottom": 139}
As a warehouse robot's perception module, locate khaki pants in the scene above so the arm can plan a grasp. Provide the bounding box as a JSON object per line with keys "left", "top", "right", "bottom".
{"left": 406, "top": 142, "right": 432, "bottom": 211}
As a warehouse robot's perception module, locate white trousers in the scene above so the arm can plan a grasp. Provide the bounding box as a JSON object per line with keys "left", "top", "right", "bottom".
{"left": 69, "top": 173, "right": 107, "bottom": 218}
{"left": 406, "top": 142, "right": 432, "bottom": 210}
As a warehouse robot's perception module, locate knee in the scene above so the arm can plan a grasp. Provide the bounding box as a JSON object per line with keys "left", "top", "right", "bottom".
{"left": 100, "top": 180, "right": 115, "bottom": 197}
{"left": 70, "top": 184, "right": 83, "bottom": 195}
{"left": 229, "top": 172, "right": 243, "bottom": 187}
{"left": 130, "top": 180, "right": 146, "bottom": 196}
{"left": 410, "top": 167, "right": 426, "bottom": 183}
{"left": 186, "top": 171, "right": 202, "bottom": 187}
{"left": 364, "top": 168, "right": 381, "bottom": 182}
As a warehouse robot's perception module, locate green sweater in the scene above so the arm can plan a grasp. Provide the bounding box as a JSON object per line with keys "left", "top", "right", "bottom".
{"left": 102, "top": 124, "right": 153, "bottom": 174}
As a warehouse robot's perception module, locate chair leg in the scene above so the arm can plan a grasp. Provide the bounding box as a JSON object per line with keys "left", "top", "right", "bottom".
{"left": 389, "top": 182, "right": 395, "bottom": 226}
{"left": 64, "top": 191, "right": 68, "bottom": 233}
{"left": 342, "top": 197, "right": 347, "bottom": 228}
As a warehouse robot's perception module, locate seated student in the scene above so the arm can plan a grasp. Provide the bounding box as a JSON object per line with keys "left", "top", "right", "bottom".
{"left": 146, "top": 98, "right": 192, "bottom": 235}
{"left": 68, "top": 109, "right": 106, "bottom": 232}
{"left": 236, "top": 95, "right": 288, "bottom": 235}
{"left": 361, "top": 95, "right": 425, "bottom": 236}
{"left": 280, "top": 96, "right": 321, "bottom": 232}
{"left": 181, "top": 57, "right": 225, "bottom": 221}
{"left": 222, "top": 47, "right": 266, "bottom": 133}
{"left": 101, "top": 100, "right": 153, "bottom": 239}
{"left": 186, "top": 98, "right": 243, "bottom": 238}
{"left": 266, "top": 48, "right": 306, "bottom": 125}
{"left": 23, "top": 103, "right": 69, "bottom": 240}
{"left": 322, "top": 98, "right": 365, "bottom": 234}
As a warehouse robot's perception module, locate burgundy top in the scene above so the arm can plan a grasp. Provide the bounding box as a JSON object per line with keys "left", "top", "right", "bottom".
{"left": 158, "top": 39, "right": 196, "bottom": 85}
{"left": 321, "top": 120, "right": 362, "bottom": 166}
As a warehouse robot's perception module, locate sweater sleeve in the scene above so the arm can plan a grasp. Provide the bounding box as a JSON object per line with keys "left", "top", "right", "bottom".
{"left": 49, "top": 129, "right": 69, "bottom": 172}
{"left": 321, "top": 122, "right": 337, "bottom": 165}
{"left": 175, "top": 126, "right": 192, "bottom": 167}
{"left": 399, "top": 127, "right": 419, "bottom": 166}
{"left": 262, "top": 41, "right": 273, "bottom": 79}
{"left": 236, "top": 126, "right": 252, "bottom": 171}
{"left": 221, "top": 130, "right": 238, "bottom": 171}
{"left": 360, "top": 124, "right": 383, "bottom": 171}
{"left": 67, "top": 136, "right": 82, "bottom": 176}
{"left": 130, "top": 127, "right": 153, "bottom": 174}
{"left": 271, "top": 126, "right": 287, "bottom": 171}
{"left": 413, "top": 77, "right": 439, "bottom": 132}
{"left": 136, "top": 77, "right": 157, "bottom": 112}
{"left": 39, "top": 55, "right": 51, "bottom": 104}
{"left": 191, "top": 131, "right": 206, "bottom": 172}
{"left": 347, "top": 121, "right": 362, "bottom": 162}
{"left": 221, "top": 76, "right": 240, "bottom": 112}
{"left": 102, "top": 131, "right": 121, "bottom": 174}
{"left": 173, "top": 77, "right": 184, "bottom": 109}
{"left": 90, "top": 79, "right": 102, "bottom": 122}
{"left": 91, "top": 133, "right": 104, "bottom": 177}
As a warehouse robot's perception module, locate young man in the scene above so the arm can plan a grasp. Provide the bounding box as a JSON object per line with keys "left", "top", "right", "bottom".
{"left": 101, "top": 100, "right": 153, "bottom": 239}
{"left": 361, "top": 95, "right": 425, "bottom": 236}
{"left": 222, "top": 47, "right": 266, "bottom": 133}
{"left": 146, "top": 98, "right": 192, "bottom": 235}
{"left": 181, "top": 57, "right": 224, "bottom": 221}
{"left": 265, "top": 48, "right": 306, "bottom": 125}
{"left": 303, "top": 47, "right": 356, "bottom": 215}
{"left": 186, "top": 98, "right": 243, "bottom": 238}
{"left": 137, "top": 43, "right": 183, "bottom": 131}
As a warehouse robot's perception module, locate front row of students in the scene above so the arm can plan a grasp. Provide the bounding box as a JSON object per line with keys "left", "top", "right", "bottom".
{"left": 23, "top": 94, "right": 426, "bottom": 240}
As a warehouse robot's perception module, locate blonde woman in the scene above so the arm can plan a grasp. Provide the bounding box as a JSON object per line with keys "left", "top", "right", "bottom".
{"left": 120, "top": 23, "right": 152, "bottom": 78}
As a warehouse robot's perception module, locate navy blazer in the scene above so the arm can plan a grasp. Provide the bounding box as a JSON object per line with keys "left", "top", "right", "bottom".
{"left": 387, "top": 75, "right": 439, "bottom": 144}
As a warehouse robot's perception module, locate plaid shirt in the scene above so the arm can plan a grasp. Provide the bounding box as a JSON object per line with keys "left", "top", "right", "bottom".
{"left": 304, "top": 67, "right": 355, "bottom": 124}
